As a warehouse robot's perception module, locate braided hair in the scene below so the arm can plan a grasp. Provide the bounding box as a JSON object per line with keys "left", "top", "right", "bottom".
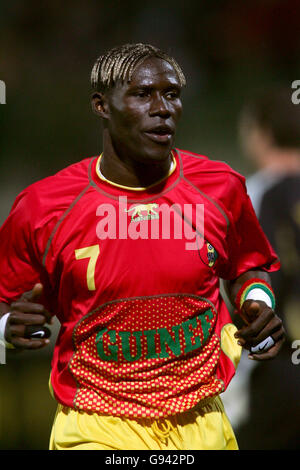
{"left": 91, "top": 43, "right": 186, "bottom": 92}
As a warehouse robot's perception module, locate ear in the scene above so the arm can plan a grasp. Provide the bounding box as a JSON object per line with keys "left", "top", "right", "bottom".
{"left": 91, "top": 92, "right": 110, "bottom": 119}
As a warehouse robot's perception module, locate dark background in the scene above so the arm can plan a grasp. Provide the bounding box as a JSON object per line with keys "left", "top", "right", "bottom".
{"left": 0, "top": 0, "right": 299, "bottom": 450}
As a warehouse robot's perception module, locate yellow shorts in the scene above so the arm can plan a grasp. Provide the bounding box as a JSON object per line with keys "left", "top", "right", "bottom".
{"left": 49, "top": 395, "right": 238, "bottom": 450}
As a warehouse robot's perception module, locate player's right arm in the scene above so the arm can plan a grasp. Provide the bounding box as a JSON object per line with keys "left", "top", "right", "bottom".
{"left": 0, "top": 188, "right": 55, "bottom": 350}
{"left": 0, "top": 283, "right": 53, "bottom": 350}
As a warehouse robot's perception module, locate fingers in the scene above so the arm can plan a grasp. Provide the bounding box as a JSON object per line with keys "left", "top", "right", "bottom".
{"left": 248, "top": 336, "right": 285, "bottom": 361}
{"left": 24, "top": 325, "right": 51, "bottom": 339}
{"left": 239, "top": 300, "right": 263, "bottom": 325}
{"left": 250, "top": 335, "right": 274, "bottom": 354}
{"left": 11, "top": 284, "right": 53, "bottom": 324}
{"left": 235, "top": 300, "right": 285, "bottom": 360}
{"left": 236, "top": 310, "right": 283, "bottom": 345}
{"left": 6, "top": 313, "right": 52, "bottom": 349}
{"left": 5, "top": 283, "right": 54, "bottom": 349}
{"left": 8, "top": 335, "right": 50, "bottom": 350}
{"left": 9, "top": 304, "right": 53, "bottom": 325}
{"left": 20, "top": 283, "right": 43, "bottom": 302}
{"left": 10, "top": 303, "right": 46, "bottom": 318}
{"left": 9, "top": 323, "right": 51, "bottom": 338}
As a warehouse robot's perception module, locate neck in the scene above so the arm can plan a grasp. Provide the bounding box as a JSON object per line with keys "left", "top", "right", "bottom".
{"left": 100, "top": 130, "right": 174, "bottom": 188}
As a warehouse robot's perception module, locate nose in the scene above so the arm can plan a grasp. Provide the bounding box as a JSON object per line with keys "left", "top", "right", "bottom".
{"left": 149, "top": 92, "right": 171, "bottom": 118}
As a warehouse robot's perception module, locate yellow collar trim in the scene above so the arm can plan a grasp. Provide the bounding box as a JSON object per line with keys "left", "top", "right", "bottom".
{"left": 95, "top": 152, "right": 177, "bottom": 191}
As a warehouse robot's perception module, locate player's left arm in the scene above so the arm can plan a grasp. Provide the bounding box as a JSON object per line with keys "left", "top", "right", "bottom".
{"left": 225, "top": 270, "right": 285, "bottom": 360}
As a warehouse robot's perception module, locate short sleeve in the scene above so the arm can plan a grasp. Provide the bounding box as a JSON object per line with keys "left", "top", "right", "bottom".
{"left": 216, "top": 174, "right": 280, "bottom": 281}
{"left": 0, "top": 190, "right": 42, "bottom": 304}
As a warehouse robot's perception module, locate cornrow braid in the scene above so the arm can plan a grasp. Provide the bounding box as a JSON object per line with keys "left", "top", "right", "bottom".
{"left": 91, "top": 43, "right": 186, "bottom": 92}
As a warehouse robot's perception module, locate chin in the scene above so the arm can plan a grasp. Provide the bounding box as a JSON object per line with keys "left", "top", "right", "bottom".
{"left": 140, "top": 145, "right": 173, "bottom": 164}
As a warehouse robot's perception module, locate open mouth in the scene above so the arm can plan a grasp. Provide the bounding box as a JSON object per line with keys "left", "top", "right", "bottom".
{"left": 144, "top": 126, "right": 174, "bottom": 144}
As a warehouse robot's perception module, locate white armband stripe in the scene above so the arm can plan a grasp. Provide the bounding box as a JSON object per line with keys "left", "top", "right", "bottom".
{"left": 0, "top": 313, "right": 14, "bottom": 349}
{"left": 245, "top": 287, "right": 272, "bottom": 308}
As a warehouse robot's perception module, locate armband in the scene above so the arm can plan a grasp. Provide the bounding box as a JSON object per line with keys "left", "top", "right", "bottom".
{"left": 235, "top": 278, "right": 275, "bottom": 313}
{"left": 0, "top": 313, "right": 15, "bottom": 349}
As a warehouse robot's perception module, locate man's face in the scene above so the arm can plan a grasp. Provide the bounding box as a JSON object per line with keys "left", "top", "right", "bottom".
{"left": 100, "top": 57, "right": 183, "bottom": 164}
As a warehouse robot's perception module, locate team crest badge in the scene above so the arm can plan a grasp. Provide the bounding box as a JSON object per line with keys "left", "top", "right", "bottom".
{"left": 206, "top": 242, "right": 218, "bottom": 267}
{"left": 125, "top": 203, "right": 159, "bottom": 222}
{"left": 198, "top": 240, "right": 218, "bottom": 268}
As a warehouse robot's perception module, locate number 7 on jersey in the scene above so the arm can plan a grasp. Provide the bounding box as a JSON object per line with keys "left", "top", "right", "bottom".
{"left": 75, "top": 244, "right": 100, "bottom": 291}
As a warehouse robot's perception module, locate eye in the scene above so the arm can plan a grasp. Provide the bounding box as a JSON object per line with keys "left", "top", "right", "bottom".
{"left": 165, "top": 89, "right": 180, "bottom": 99}
{"left": 134, "top": 89, "right": 151, "bottom": 98}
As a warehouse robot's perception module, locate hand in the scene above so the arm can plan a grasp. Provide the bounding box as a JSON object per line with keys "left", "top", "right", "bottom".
{"left": 234, "top": 300, "right": 285, "bottom": 360}
{"left": 5, "top": 283, "right": 53, "bottom": 350}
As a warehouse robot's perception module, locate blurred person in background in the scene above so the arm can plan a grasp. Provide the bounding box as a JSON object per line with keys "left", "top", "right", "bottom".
{"left": 229, "top": 88, "right": 300, "bottom": 449}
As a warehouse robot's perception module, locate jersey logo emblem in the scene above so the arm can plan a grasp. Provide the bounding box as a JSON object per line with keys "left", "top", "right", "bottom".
{"left": 206, "top": 242, "right": 218, "bottom": 267}
{"left": 125, "top": 203, "right": 159, "bottom": 222}
{"left": 197, "top": 240, "right": 218, "bottom": 267}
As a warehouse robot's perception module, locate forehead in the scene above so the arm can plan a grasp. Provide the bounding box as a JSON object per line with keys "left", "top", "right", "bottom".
{"left": 127, "top": 57, "right": 181, "bottom": 88}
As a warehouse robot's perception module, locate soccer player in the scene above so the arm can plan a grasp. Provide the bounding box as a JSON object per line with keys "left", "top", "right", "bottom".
{"left": 0, "top": 43, "right": 284, "bottom": 450}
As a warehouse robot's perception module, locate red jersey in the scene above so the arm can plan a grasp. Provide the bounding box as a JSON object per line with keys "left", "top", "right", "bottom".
{"left": 0, "top": 149, "right": 280, "bottom": 418}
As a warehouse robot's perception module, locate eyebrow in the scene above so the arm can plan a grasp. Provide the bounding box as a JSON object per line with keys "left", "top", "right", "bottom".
{"left": 128, "top": 82, "right": 181, "bottom": 92}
